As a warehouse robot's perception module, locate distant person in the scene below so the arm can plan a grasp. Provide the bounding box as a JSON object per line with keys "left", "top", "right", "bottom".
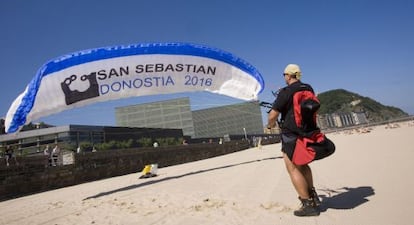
{"left": 76, "top": 146, "right": 81, "bottom": 154}
{"left": 252, "top": 136, "right": 258, "bottom": 147}
{"left": 5, "top": 145, "right": 18, "bottom": 166}
{"left": 257, "top": 137, "right": 262, "bottom": 149}
{"left": 44, "top": 145, "right": 52, "bottom": 166}
{"left": 43, "top": 145, "right": 50, "bottom": 155}
{"left": 153, "top": 142, "right": 159, "bottom": 148}
{"left": 52, "top": 144, "right": 60, "bottom": 166}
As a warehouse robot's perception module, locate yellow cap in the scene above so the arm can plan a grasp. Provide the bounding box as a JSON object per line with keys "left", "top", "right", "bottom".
{"left": 284, "top": 64, "right": 302, "bottom": 80}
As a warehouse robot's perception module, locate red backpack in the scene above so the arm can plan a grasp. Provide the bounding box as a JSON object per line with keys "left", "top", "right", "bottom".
{"left": 291, "top": 88, "right": 320, "bottom": 137}
{"left": 289, "top": 85, "right": 335, "bottom": 165}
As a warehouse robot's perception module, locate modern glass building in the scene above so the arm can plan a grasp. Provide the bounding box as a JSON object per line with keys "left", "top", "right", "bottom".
{"left": 115, "top": 97, "right": 264, "bottom": 138}
{"left": 192, "top": 102, "right": 264, "bottom": 138}
{"left": 115, "top": 97, "right": 195, "bottom": 137}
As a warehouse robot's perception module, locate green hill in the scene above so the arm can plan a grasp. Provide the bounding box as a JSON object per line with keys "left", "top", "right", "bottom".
{"left": 317, "top": 89, "right": 408, "bottom": 122}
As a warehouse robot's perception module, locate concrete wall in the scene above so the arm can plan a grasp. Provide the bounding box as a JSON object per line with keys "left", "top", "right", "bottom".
{"left": 0, "top": 141, "right": 251, "bottom": 201}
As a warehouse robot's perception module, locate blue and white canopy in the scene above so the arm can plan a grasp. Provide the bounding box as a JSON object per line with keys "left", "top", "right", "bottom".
{"left": 5, "top": 42, "right": 264, "bottom": 133}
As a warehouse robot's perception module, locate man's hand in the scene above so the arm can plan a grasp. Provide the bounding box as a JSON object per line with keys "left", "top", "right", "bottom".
{"left": 264, "top": 127, "right": 272, "bottom": 134}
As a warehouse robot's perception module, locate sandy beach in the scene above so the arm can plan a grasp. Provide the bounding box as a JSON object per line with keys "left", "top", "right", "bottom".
{"left": 0, "top": 122, "right": 413, "bottom": 225}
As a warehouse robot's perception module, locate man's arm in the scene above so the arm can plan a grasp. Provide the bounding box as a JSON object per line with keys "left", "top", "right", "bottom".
{"left": 267, "top": 109, "right": 279, "bottom": 129}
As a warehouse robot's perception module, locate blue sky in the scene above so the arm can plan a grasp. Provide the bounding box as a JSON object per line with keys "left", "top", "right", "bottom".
{"left": 1, "top": 0, "right": 413, "bottom": 128}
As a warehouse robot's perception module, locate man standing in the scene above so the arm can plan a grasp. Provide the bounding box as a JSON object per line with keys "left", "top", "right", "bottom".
{"left": 267, "top": 64, "right": 321, "bottom": 216}
{"left": 44, "top": 145, "right": 52, "bottom": 167}
{"left": 5, "top": 145, "right": 18, "bottom": 166}
{"left": 52, "top": 144, "right": 60, "bottom": 166}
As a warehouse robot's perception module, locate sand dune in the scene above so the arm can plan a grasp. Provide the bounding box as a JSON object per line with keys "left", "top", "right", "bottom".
{"left": 1, "top": 122, "right": 413, "bottom": 225}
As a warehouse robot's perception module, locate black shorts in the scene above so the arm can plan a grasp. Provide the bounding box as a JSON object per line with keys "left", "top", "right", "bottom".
{"left": 281, "top": 132, "right": 298, "bottom": 161}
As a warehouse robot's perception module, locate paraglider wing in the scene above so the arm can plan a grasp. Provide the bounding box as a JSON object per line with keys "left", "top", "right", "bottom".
{"left": 5, "top": 42, "right": 264, "bottom": 133}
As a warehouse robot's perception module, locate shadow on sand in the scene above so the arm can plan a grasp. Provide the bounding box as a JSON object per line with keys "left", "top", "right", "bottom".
{"left": 319, "top": 186, "right": 375, "bottom": 211}
{"left": 84, "top": 156, "right": 282, "bottom": 200}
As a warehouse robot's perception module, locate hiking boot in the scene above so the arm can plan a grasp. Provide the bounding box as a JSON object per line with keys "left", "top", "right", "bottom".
{"left": 310, "top": 187, "right": 321, "bottom": 206}
{"left": 294, "top": 197, "right": 320, "bottom": 217}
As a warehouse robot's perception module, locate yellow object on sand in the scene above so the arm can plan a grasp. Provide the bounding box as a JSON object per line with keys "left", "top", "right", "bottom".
{"left": 139, "top": 164, "right": 158, "bottom": 179}
{"left": 142, "top": 165, "right": 151, "bottom": 174}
